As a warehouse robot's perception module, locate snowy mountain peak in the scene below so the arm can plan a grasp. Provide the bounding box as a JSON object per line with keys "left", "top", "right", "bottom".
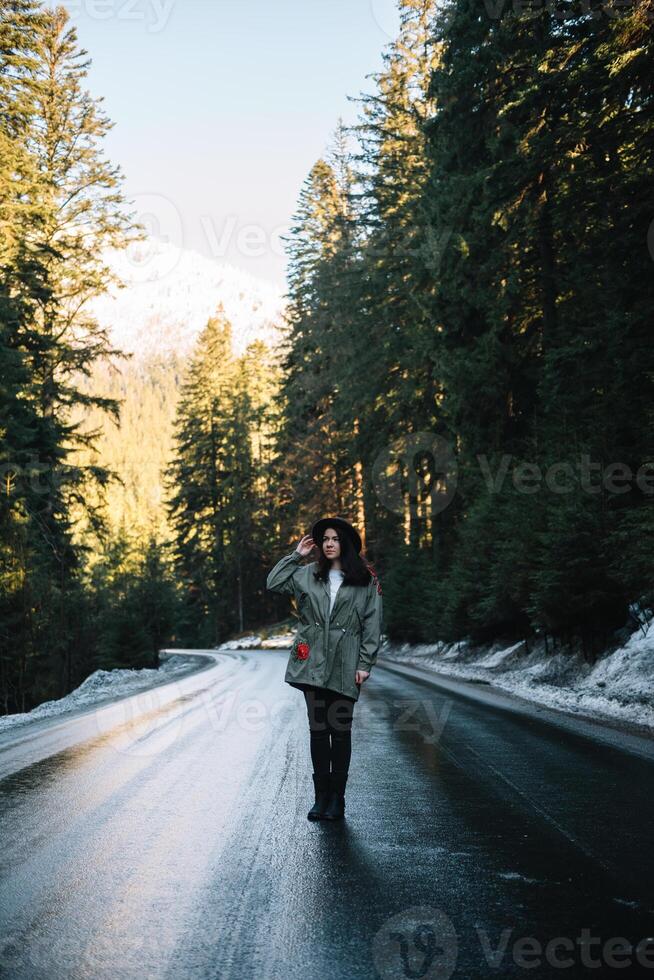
{"left": 88, "top": 238, "right": 287, "bottom": 361}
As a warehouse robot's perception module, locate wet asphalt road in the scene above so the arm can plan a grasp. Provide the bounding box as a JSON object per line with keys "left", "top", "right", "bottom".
{"left": 0, "top": 649, "right": 653, "bottom": 980}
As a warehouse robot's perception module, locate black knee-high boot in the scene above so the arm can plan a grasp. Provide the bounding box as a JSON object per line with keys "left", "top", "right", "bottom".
{"left": 307, "top": 772, "right": 331, "bottom": 820}
{"left": 322, "top": 769, "right": 348, "bottom": 820}
{"left": 306, "top": 724, "right": 331, "bottom": 820}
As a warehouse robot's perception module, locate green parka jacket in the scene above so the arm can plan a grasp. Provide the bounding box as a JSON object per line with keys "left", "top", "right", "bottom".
{"left": 266, "top": 550, "right": 384, "bottom": 701}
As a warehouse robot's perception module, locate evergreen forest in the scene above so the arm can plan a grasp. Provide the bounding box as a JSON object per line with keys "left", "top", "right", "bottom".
{"left": 1, "top": 0, "right": 652, "bottom": 714}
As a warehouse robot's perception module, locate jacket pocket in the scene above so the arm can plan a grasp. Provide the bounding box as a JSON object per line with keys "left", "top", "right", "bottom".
{"left": 290, "top": 623, "right": 310, "bottom": 658}
{"left": 287, "top": 624, "right": 323, "bottom": 679}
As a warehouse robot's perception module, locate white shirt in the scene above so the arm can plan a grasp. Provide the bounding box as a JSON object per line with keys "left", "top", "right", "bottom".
{"left": 328, "top": 568, "right": 345, "bottom": 616}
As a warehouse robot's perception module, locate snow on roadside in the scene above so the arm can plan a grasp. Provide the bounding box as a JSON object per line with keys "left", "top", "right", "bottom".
{"left": 382, "top": 625, "right": 654, "bottom": 731}
{"left": 216, "top": 632, "right": 294, "bottom": 650}
{"left": 0, "top": 654, "right": 199, "bottom": 735}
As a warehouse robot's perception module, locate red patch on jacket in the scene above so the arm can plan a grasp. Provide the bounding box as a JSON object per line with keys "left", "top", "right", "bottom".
{"left": 296, "top": 642, "right": 310, "bottom": 660}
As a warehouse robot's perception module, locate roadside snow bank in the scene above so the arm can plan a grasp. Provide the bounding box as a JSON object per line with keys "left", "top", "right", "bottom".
{"left": 0, "top": 654, "right": 199, "bottom": 735}
{"left": 382, "top": 626, "right": 654, "bottom": 731}
{"left": 216, "top": 632, "right": 294, "bottom": 650}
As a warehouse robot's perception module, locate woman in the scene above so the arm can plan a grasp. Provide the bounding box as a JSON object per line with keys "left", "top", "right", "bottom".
{"left": 266, "top": 516, "right": 383, "bottom": 822}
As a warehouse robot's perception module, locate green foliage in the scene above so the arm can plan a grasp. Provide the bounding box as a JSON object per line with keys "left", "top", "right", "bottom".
{"left": 88, "top": 532, "right": 179, "bottom": 670}
{"left": 3, "top": 0, "right": 653, "bottom": 720}
{"left": 166, "top": 310, "right": 281, "bottom": 646}
{"left": 0, "top": 1, "right": 145, "bottom": 713}
{"left": 272, "top": 0, "right": 654, "bottom": 660}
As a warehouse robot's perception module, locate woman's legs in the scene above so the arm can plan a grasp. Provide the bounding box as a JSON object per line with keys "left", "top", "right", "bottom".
{"left": 303, "top": 686, "right": 356, "bottom": 774}
{"left": 321, "top": 689, "right": 356, "bottom": 820}
{"left": 324, "top": 688, "right": 355, "bottom": 774}
{"left": 304, "top": 687, "right": 356, "bottom": 820}
{"left": 303, "top": 687, "right": 331, "bottom": 776}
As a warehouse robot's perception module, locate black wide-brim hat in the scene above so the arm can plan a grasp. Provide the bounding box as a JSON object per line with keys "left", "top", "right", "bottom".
{"left": 311, "top": 516, "right": 362, "bottom": 555}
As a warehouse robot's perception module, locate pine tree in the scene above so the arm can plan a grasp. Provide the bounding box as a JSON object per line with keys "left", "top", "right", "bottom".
{"left": 0, "top": 2, "right": 139, "bottom": 710}
{"left": 166, "top": 309, "right": 237, "bottom": 645}
{"left": 423, "top": 0, "right": 654, "bottom": 653}
{"left": 347, "top": 0, "right": 442, "bottom": 559}
{"left": 275, "top": 139, "right": 357, "bottom": 543}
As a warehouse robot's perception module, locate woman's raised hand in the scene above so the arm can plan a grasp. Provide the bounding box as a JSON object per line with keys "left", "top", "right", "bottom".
{"left": 295, "top": 534, "right": 316, "bottom": 558}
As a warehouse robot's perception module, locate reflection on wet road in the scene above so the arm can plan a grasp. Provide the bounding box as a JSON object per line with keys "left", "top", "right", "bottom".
{"left": 1, "top": 649, "right": 653, "bottom": 979}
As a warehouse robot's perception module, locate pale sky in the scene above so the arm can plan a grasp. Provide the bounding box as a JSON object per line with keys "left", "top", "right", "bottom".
{"left": 58, "top": 0, "right": 401, "bottom": 288}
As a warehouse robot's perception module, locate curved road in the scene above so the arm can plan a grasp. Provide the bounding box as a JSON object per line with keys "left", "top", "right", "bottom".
{"left": 0, "top": 649, "right": 653, "bottom": 979}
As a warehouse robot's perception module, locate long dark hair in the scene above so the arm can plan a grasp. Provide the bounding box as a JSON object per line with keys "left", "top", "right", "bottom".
{"left": 312, "top": 525, "right": 373, "bottom": 587}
